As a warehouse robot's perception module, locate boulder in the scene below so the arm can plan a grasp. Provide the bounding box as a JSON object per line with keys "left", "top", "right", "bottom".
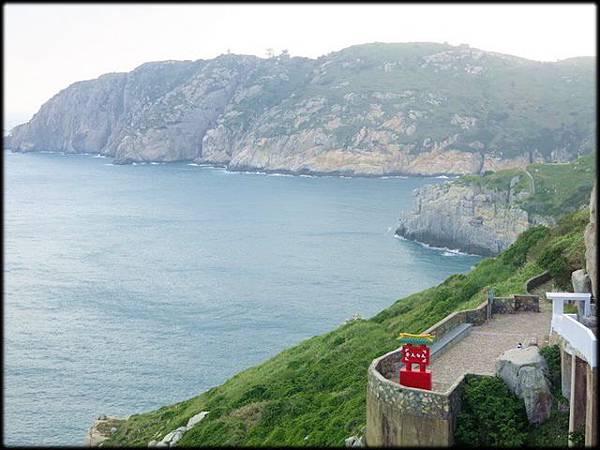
{"left": 571, "top": 269, "right": 591, "bottom": 293}
{"left": 496, "top": 346, "right": 553, "bottom": 424}
{"left": 345, "top": 435, "right": 364, "bottom": 447}
{"left": 168, "top": 429, "right": 185, "bottom": 446}
{"left": 185, "top": 411, "right": 209, "bottom": 430}
{"left": 148, "top": 440, "right": 157, "bottom": 447}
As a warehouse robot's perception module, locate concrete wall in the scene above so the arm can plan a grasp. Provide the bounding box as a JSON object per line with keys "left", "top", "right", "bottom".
{"left": 424, "top": 301, "right": 488, "bottom": 342}
{"left": 366, "top": 348, "right": 465, "bottom": 447}
{"left": 365, "top": 299, "right": 534, "bottom": 446}
{"left": 525, "top": 270, "right": 552, "bottom": 294}
{"left": 556, "top": 334, "right": 598, "bottom": 447}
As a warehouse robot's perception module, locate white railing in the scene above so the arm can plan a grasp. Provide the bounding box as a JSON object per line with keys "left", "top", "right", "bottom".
{"left": 547, "top": 292, "right": 596, "bottom": 367}
{"left": 551, "top": 314, "right": 596, "bottom": 367}
{"left": 547, "top": 292, "right": 591, "bottom": 316}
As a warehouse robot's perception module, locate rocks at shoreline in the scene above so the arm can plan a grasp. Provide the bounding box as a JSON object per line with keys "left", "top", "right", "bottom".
{"left": 85, "top": 415, "right": 125, "bottom": 447}
{"left": 395, "top": 180, "right": 543, "bottom": 256}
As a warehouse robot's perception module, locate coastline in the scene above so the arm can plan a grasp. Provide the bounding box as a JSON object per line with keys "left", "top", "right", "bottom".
{"left": 6, "top": 148, "right": 465, "bottom": 180}
{"left": 85, "top": 416, "right": 126, "bottom": 447}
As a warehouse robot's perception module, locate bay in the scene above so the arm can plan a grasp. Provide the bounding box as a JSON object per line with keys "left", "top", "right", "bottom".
{"left": 3, "top": 151, "right": 481, "bottom": 445}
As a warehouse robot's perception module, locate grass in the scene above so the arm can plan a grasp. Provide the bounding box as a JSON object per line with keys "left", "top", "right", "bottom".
{"left": 102, "top": 206, "right": 590, "bottom": 447}
{"left": 457, "top": 153, "right": 595, "bottom": 223}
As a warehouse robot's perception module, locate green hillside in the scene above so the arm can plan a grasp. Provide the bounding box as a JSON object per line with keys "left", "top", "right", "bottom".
{"left": 458, "top": 153, "right": 596, "bottom": 218}
{"left": 264, "top": 42, "right": 596, "bottom": 158}
{"left": 102, "top": 206, "right": 590, "bottom": 447}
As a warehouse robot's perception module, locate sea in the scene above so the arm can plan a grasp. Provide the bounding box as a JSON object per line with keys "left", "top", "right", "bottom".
{"left": 3, "top": 150, "right": 481, "bottom": 445}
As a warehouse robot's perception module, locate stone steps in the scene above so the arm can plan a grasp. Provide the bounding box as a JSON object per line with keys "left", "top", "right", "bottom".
{"left": 431, "top": 323, "right": 472, "bottom": 359}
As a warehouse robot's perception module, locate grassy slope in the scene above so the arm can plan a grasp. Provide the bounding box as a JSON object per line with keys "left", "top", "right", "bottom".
{"left": 103, "top": 207, "right": 589, "bottom": 447}
{"left": 458, "top": 153, "right": 596, "bottom": 218}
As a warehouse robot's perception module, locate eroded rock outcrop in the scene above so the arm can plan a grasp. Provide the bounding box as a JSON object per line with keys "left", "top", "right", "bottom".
{"left": 395, "top": 179, "right": 550, "bottom": 255}
{"left": 147, "top": 411, "right": 209, "bottom": 448}
{"left": 85, "top": 415, "right": 125, "bottom": 447}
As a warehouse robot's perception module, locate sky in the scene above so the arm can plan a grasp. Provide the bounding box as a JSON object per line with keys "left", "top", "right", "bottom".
{"left": 3, "top": 3, "right": 597, "bottom": 129}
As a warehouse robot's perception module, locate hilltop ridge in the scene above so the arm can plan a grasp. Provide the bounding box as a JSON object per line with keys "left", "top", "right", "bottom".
{"left": 6, "top": 42, "right": 595, "bottom": 176}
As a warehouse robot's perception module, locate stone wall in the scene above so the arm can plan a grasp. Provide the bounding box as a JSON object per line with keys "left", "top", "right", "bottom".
{"left": 424, "top": 311, "right": 467, "bottom": 341}
{"left": 366, "top": 348, "right": 467, "bottom": 446}
{"left": 492, "top": 295, "right": 539, "bottom": 314}
{"left": 525, "top": 270, "right": 552, "bottom": 294}
{"left": 465, "top": 301, "right": 488, "bottom": 325}
{"left": 513, "top": 295, "right": 540, "bottom": 312}
{"left": 365, "top": 297, "right": 540, "bottom": 446}
{"left": 424, "top": 300, "right": 488, "bottom": 342}
{"left": 492, "top": 296, "right": 515, "bottom": 314}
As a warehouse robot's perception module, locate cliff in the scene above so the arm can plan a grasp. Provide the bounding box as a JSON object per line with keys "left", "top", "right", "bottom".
{"left": 396, "top": 155, "right": 596, "bottom": 255}
{"left": 396, "top": 181, "right": 535, "bottom": 255}
{"left": 6, "top": 43, "right": 596, "bottom": 176}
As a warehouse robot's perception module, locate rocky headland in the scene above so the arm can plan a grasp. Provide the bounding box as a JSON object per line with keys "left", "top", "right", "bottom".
{"left": 6, "top": 42, "right": 595, "bottom": 176}
{"left": 396, "top": 181, "right": 540, "bottom": 255}
{"left": 395, "top": 156, "right": 596, "bottom": 255}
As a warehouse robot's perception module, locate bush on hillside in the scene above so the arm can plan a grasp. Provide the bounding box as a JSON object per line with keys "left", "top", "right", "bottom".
{"left": 539, "top": 345, "right": 561, "bottom": 397}
{"left": 455, "top": 375, "right": 528, "bottom": 447}
{"left": 536, "top": 213, "right": 587, "bottom": 290}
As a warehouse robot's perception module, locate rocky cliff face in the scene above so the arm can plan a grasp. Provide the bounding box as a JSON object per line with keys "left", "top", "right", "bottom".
{"left": 6, "top": 43, "right": 596, "bottom": 175}
{"left": 584, "top": 183, "right": 597, "bottom": 298}
{"left": 395, "top": 180, "right": 545, "bottom": 255}
{"left": 396, "top": 152, "right": 596, "bottom": 256}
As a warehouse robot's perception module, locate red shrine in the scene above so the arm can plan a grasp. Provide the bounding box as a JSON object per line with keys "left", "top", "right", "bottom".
{"left": 398, "top": 334, "right": 432, "bottom": 390}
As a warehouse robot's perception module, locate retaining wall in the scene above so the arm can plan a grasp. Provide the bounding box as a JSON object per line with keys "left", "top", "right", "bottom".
{"left": 424, "top": 301, "right": 488, "bottom": 343}
{"left": 365, "top": 301, "right": 487, "bottom": 446}
{"left": 365, "top": 296, "right": 540, "bottom": 446}
{"left": 492, "top": 295, "right": 539, "bottom": 314}
{"left": 366, "top": 349, "right": 466, "bottom": 446}
{"left": 525, "top": 270, "right": 552, "bottom": 294}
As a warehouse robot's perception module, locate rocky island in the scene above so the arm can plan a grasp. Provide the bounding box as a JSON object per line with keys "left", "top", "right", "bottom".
{"left": 6, "top": 42, "right": 595, "bottom": 177}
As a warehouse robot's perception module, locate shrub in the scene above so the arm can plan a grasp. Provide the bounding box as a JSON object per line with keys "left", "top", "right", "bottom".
{"left": 455, "top": 375, "right": 528, "bottom": 447}
{"left": 537, "top": 233, "right": 585, "bottom": 290}
{"left": 539, "top": 345, "right": 561, "bottom": 397}
{"left": 500, "top": 226, "right": 549, "bottom": 267}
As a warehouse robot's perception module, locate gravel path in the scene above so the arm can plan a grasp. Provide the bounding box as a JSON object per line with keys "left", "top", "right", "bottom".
{"left": 430, "top": 303, "right": 552, "bottom": 391}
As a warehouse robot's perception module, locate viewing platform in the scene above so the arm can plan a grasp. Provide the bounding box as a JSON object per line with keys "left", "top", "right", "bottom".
{"left": 366, "top": 294, "right": 550, "bottom": 446}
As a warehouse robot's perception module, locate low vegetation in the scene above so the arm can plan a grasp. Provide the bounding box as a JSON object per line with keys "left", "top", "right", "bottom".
{"left": 458, "top": 153, "right": 595, "bottom": 221}
{"left": 455, "top": 375, "right": 529, "bottom": 447}
{"left": 455, "top": 344, "right": 584, "bottom": 448}
{"left": 103, "top": 209, "right": 589, "bottom": 447}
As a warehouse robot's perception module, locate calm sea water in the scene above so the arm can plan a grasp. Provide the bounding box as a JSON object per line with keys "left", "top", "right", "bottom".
{"left": 3, "top": 151, "right": 481, "bottom": 445}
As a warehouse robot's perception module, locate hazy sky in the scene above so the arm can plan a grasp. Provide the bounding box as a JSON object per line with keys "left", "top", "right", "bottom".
{"left": 4, "top": 3, "right": 597, "bottom": 128}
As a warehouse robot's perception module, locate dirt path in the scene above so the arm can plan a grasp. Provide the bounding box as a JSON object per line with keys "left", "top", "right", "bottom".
{"left": 524, "top": 168, "right": 536, "bottom": 195}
